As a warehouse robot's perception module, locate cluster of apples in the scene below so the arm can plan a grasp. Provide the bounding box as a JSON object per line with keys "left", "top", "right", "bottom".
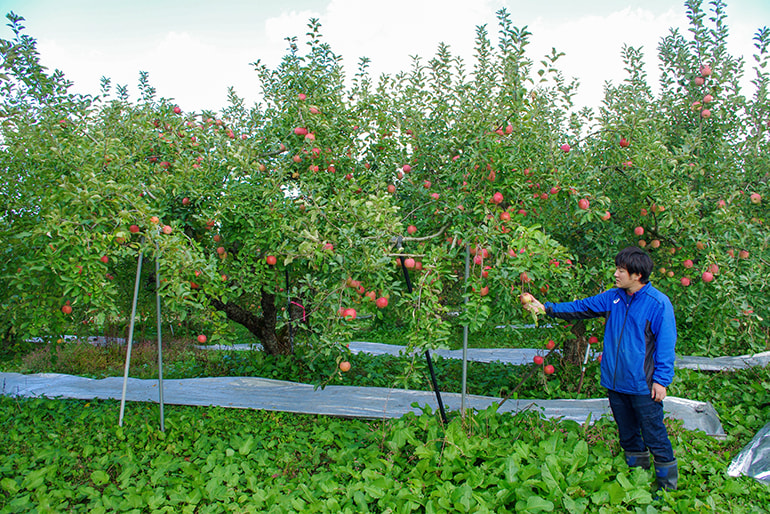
{"left": 692, "top": 64, "right": 714, "bottom": 119}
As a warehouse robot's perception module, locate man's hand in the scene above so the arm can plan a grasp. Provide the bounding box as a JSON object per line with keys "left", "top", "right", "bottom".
{"left": 651, "top": 383, "right": 667, "bottom": 402}
{"left": 520, "top": 293, "right": 545, "bottom": 314}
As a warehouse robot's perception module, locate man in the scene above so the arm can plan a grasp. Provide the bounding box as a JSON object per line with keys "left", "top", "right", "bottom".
{"left": 524, "top": 246, "right": 678, "bottom": 491}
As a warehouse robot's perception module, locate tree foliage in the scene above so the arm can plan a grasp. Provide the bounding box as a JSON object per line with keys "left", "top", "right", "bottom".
{"left": 0, "top": 2, "right": 767, "bottom": 365}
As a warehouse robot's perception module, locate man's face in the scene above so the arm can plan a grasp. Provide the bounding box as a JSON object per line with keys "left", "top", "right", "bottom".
{"left": 614, "top": 266, "right": 642, "bottom": 291}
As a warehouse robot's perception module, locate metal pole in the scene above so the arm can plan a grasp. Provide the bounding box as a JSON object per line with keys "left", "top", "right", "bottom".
{"left": 119, "top": 249, "right": 144, "bottom": 427}
{"left": 425, "top": 350, "right": 448, "bottom": 424}
{"left": 155, "top": 243, "right": 165, "bottom": 432}
{"left": 461, "top": 243, "right": 470, "bottom": 418}
{"left": 576, "top": 341, "right": 592, "bottom": 395}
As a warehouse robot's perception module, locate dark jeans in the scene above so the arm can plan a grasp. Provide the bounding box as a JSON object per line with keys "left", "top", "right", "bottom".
{"left": 608, "top": 389, "right": 674, "bottom": 463}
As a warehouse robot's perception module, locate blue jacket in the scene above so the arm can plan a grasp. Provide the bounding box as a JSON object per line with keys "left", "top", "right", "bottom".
{"left": 544, "top": 282, "right": 677, "bottom": 395}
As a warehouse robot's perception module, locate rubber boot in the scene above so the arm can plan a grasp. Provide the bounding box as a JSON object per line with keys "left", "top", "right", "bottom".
{"left": 654, "top": 458, "right": 678, "bottom": 491}
{"left": 625, "top": 450, "right": 651, "bottom": 470}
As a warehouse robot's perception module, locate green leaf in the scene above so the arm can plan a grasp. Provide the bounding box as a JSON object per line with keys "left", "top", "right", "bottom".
{"left": 90, "top": 469, "right": 110, "bottom": 486}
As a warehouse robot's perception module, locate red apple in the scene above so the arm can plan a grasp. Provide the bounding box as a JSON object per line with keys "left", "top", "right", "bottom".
{"left": 339, "top": 361, "right": 351, "bottom": 372}
{"left": 683, "top": 259, "right": 694, "bottom": 269}
{"left": 341, "top": 308, "right": 357, "bottom": 320}
{"left": 703, "top": 94, "right": 713, "bottom": 103}
{"left": 294, "top": 127, "right": 308, "bottom": 136}
{"left": 560, "top": 143, "right": 571, "bottom": 153}
{"left": 100, "top": 255, "right": 109, "bottom": 264}
{"left": 578, "top": 198, "right": 589, "bottom": 210}
{"left": 182, "top": 197, "right": 190, "bottom": 206}
{"left": 387, "top": 184, "right": 396, "bottom": 194}
{"left": 492, "top": 192, "right": 504, "bottom": 204}
{"left": 680, "top": 277, "right": 691, "bottom": 286}
{"left": 216, "top": 247, "right": 226, "bottom": 255}
{"left": 375, "top": 297, "right": 388, "bottom": 309}
{"left": 266, "top": 255, "right": 277, "bottom": 266}
{"left": 402, "top": 164, "right": 412, "bottom": 173}
{"left": 546, "top": 340, "right": 556, "bottom": 350}
{"left": 403, "top": 258, "right": 416, "bottom": 269}
{"left": 173, "top": 106, "right": 181, "bottom": 114}
{"left": 500, "top": 211, "right": 511, "bottom": 221}
{"left": 739, "top": 250, "right": 749, "bottom": 259}
{"left": 588, "top": 336, "right": 599, "bottom": 344}
{"left": 162, "top": 225, "right": 172, "bottom": 235}
{"left": 702, "top": 271, "right": 714, "bottom": 283}
{"left": 407, "top": 225, "right": 417, "bottom": 235}
{"left": 544, "top": 364, "right": 555, "bottom": 375}
{"left": 701, "top": 109, "right": 711, "bottom": 119}
{"left": 634, "top": 226, "right": 644, "bottom": 236}
{"left": 694, "top": 76, "right": 705, "bottom": 86}
{"left": 619, "top": 137, "right": 629, "bottom": 148}
{"left": 61, "top": 304, "right": 72, "bottom": 315}
{"left": 197, "top": 334, "right": 207, "bottom": 344}
{"left": 601, "top": 211, "right": 611, "bottom": 221}
{"left": 750, "top": 193, "right": 762, "bottom": 204}
{"left": 533, "top": 355, "right": 544, "bottom": 365}
{"left": 298, "top": 93, "right": 306, "bottom": 101}
{"left": 700, "top": 64, "right": 712, "bottom": 77}
{"left": 129, "top": 225, "right": 140, "bottom": 233}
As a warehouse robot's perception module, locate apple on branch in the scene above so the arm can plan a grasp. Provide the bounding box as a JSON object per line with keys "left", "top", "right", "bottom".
{"left": 520, "top": 293, "right": 546, "bottom": 324}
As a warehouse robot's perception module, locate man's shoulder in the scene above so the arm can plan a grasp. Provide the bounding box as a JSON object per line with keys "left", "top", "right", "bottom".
{"left": 640, "top": 283, "right": 673, "bottom": 308}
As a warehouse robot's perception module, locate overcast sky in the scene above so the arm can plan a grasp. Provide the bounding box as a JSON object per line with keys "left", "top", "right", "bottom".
{"left": 1, "top": 0, "right": 767, "bottom": 112}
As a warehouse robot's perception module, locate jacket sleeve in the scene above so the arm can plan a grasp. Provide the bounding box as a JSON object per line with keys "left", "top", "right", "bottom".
{"left": 651, "top": 296, "right": 677, "bottom": 387}
{"left": 544, "top": 290, "right": 612, "bottom": 321}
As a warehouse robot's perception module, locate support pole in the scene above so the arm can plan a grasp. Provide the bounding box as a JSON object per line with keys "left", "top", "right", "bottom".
{"left": 155, "top": 243, "right": 165, "bottom": 432}
{"left": 119, "top": 249, "right": 144, "bottom": 427}
{"left": 285, "top": 268, "right": 294, "bottom": 350}
{"left": 395, "top": 236, "right": 448, "bottom": 424}
{"left": 425, "top": 350, "right": 448, "bottom": 424}
{"left": 461, "top": 243, "right": 470, "bottom": 418}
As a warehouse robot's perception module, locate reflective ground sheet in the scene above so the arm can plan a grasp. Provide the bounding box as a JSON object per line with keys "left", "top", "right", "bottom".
{"left": 1, "top": 372, "right": 725, "bottom": 437}
{"left": 195, "top": 341, "right": 770, "bottom": 371}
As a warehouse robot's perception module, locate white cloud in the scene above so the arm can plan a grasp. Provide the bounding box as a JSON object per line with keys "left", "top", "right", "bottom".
{"left": 33, "top": 2, "right": 764, "bottom": 114}
{"left": 527, "top": 7, "right": 687, "bottom": 108}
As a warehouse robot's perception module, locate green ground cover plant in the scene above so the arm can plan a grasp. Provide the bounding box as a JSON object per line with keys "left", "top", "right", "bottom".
{"left": 1, "top": 338, "right": 769, "bottom": 512}
{"left": 0, "top": 391, "right": 768, "bottom": 513}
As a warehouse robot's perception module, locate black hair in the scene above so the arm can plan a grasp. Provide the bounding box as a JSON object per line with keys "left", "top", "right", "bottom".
{"left": 615, "top": 246, "right": 653, "bottom": 283}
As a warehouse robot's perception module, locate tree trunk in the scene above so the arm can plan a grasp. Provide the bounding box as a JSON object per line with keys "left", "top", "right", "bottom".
{"left": 563, "top": 319, "right": 588, "bottom": 365}
{"left": 208, "top": 288, "right": 293, "bottom": 356}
